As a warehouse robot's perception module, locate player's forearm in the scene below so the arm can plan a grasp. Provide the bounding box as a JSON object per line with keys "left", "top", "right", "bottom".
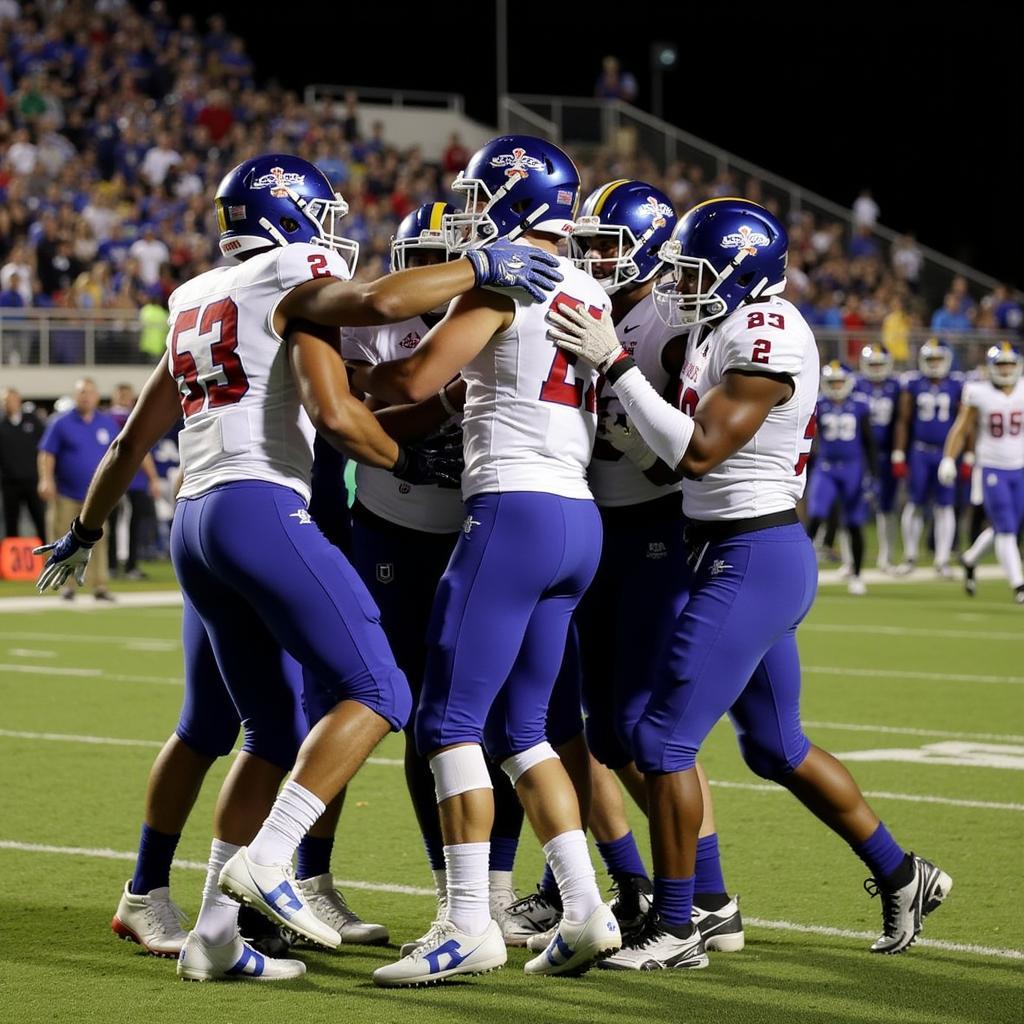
{"left": 351, "top": 356, "right": 441, "bottom": 406}
{"left": 373, "top": 391, "right": 455, "bottom": 444}
{"left": 942, "top": 421, "right": 967, "bottom": 461}
{"left": 607, "top": 364, "right": 695, "bottom": 474}
{"left": 312, "top": 394, "right": 400, "bottom": 470}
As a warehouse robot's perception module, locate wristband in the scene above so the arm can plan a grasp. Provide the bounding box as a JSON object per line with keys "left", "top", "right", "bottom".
{"left": 604, "top": 352, "right": 636, "bottom": 385}
{"left": 71, "top": 516, "right": 104, "bottom": 546}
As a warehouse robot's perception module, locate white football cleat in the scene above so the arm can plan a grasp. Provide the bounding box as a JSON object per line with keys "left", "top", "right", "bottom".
{"left": 373, "top": 919, "right": 506, "bottom": 988}
{"left": 111, "top": 881, "right": 189, "bottom": 957}
{"left": 501, "top": 889, "right": 562, "bottom": 947}
{"left": 691, "top": 897, "right": 745, "bottom": 952}
{"left": 294, "top": 873, "right": 388, "bottom": 945}
{"left": 526, "top": 924, "right": 558, "bottom": 953}
{"left": 867, "top": 854, "right": 953, "bottom": 954}
{"left": 490, "top": 883, "right": 522, "bottom": 944}
{"left": 176, "top": 930, "right": 306, "bottom": 982}
{"left": 218, "top": 847, "right": 340, "bottom": 949}
{"left": 847, "top": 577, "right": 867, "bottom": 596}
{"left": 399, "top": 894, "right": 448, "bottom": 957}
{"left": 600, "top": 915, "right": 708, "bottom": 971}
{"left": 524, "top": 903, "right": 621, "bottom": 977}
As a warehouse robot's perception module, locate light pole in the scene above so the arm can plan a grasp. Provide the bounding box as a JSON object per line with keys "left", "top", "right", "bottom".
{"left": 650, "top": 41, "right": 677, "bottom": 120}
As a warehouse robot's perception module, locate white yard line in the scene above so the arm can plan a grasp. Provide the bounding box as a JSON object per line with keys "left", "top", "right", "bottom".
{"left": 803, "top": 720, "right": 1024, "bottom": 743}
{"left": 0, "top": 664, "right": 182, "bottom": 685}
{"left": 0, "top": 728, "right": 1015, "bottom": 808}
{"left": 0, "top": 631, "right": 177, "bottom": 648}
{"left": 803, "top": 623, "right": 1023, "bottom": 642}
{"left": 804, "top": 665, "right": 1024, "bottom": 685}
{"left": 0, "top": 591, "right": 184, "bottom": 613}
{"left": 817, "top": 565, "right": 1005, "bottom": 586}
{"left": 0, "top": 838, "right": 1018, "bottom": 961}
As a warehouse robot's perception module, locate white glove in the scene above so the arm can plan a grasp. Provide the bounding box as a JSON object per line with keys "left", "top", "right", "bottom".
{"left": 937, "top": 456, "right": 957, "bottom": 487}
{"left": 600, "top": 412, "right": 657, "bottom": 471}
{"left": 34, "top": 523, "right": 97, "bottom": 591}
{"left": 547, "top": 302, "right": 623, "bottom": 373}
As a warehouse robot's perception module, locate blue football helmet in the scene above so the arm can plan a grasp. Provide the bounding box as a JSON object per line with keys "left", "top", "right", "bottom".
{"left": 390, "top": 202, "right": 457, "bottom": 272}
{"left": 986, "top": 341, "right": 1023, "bottom": 387}
{"left": 569, "top": 179, "right": 676, "bottom": 294}
{"left": 653, "top": 197, "right": 788, "bottom": 328}
{"left": 442, "top": 134, "right": 579, "bottom": 252}
{"left": 859, "top": 343, "right": 893, "bottom": 383}
{"left": 214, "top": 153, "right": 359, "bottom": 271}
{"left": 918, "top": 339, "right": 953, "bottom": 379}
{"left": 821, "top": 359, "right": 855, "bottom": 401}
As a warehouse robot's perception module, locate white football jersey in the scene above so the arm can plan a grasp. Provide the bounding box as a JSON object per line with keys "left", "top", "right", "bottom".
{"left": 588, "top": 294, "right": 686, "bottom": 507}
{"left": 964, "top": 379, "right": 1024, "bottom": 470}
{"left": 461, "top": 256, "right": 610, "bottom": 500}
{"left": 169, "top": 242, "right": 352, "bottom": 503}
{"left": 342, "top": 317, "right": 465, "bottom": 534}
{"left": 679, "top": 296, "right": 818, "bottom": 521}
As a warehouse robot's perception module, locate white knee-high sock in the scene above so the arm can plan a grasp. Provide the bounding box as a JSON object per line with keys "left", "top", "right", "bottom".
{"left": 934, "top": 506, "right": 956, "bottom": 566}
{"left": 901, "top": 503, "right": 922, "bottom": 562}
{"left": 444, "top": 842, "right": 491, "bottom": 935}
{"left": 195, "top": 838, "right": 241, "bottom": 946}
{"left": 543, "top": 830, "right": 602, "bottom": 923}
{"left": 248, "top": 780, "right": 326, "bottom": 867}
{"left": 876, "top": 511, "right": 894, "bottom": 565}
{"left": 995, "top": 533, "right": 1024, "bottom": 589}
{"left": 963, "top": 527, "right": 995, "bottom": 567}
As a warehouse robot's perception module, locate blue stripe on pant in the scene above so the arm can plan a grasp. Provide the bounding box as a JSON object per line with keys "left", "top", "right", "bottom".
{"left": 415, "top": 492, "right": 602, "bottom": 761}
{"left": 634, "top": 523, "right": 817, "bottom": 779}
{"left": 171, "top": 482, "right": 412, "bottom": 740}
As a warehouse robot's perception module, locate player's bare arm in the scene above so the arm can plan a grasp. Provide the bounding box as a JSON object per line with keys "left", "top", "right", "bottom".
{"left": 941, "top": 402, "right": 977, "bottom": 462}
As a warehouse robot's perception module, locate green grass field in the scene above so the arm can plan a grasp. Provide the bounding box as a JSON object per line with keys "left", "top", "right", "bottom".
{"left": 1, "top": 567, "right": 1022, "bottom": 1024}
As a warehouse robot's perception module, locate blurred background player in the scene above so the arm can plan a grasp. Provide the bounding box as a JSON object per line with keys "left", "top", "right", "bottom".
{"left": 940, "top": 343, "right": 1024, "bottom": 602}
{"left": 855, "top": 345, "right": 901, "bottom": 570}
{"left": 806, "top": 361, "right": 876, "bottom": 594}
{"left": 892, "top": 341, "right": 963, "bottom": 575}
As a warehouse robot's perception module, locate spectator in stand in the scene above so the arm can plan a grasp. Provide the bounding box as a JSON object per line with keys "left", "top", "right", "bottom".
{"left": 1, "top": 242, "right": 35, "bottom": 304}
{"left": 0, "top": 270, "right": 30, "bottom": 363}
{"left": 36, "top": 377, "right": 116, "bottom": 599}
{"left": 0, "top": 387, "right": 47, "bottom": 540}
{"left": 984, "top": 283, "right": 1024, "bottom": 335}
{"left": 931, "top": 292, "right": 973, "bottom": 340}
{"left": 948, "top": 274, "right": 977, "bottom": 321}
{"left": 128, "top": 224, "right": 169, "bottom": 288}
{"left": 196, "top": 88, "right": 233, "bottom": 143}
{"left": 341, "top": 89, "right": 360, "bottom": 142}
{"left": 881, "top": 295, "right": 912, "bottom": 365}
{"left": 594, "top": 55, "right": 638, "bottom": 102}
{"left": 843, "top": 294, "right": 869, "bottom": 363}
{"left": 442, "top": 132, "right": 469, "bottom": 174}
{"left": 140, "top": 130, "right": 181, "bottom": 188}
{"left": 891, "top": 233, "right": 923, "bottom": 290}
{"left": 138, "top": 293, "right": 168, "bottom": 361}
{"left": 853, "top": 188, "right": 879, "bottom": 229}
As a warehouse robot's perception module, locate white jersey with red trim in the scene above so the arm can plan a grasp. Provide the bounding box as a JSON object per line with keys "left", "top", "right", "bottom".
{"left": 461, "top": 255, "right": 610, "bottom": 500}
{"left": 342, "top": 318, "right": 465, "bottom": 534}
{"left": 588, "top": 293, "right": 686, "bottom": 507}
{"left": 169, "top": 242, "right": 352, "bottom": 503}
{"left": 963, "top": 378, "right": 1024, "bottom": 470}
{"left": 679, "top": 296, "right": 819, "bottom": 521}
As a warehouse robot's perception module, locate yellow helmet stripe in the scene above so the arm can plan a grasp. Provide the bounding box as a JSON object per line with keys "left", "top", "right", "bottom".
{"left": 215, "top": 199, "right": 228, "bottom": 234}
{"left": 592, "top": 179, "right": 631, "bottom": 215}
{"left": 428, "top": 202, "right": 446, "bottom": 233}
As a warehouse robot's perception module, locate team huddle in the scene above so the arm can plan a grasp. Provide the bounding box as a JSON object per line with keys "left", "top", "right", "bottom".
{"left": 808, "top": 340, "right": 1024, "bottom": 598}
{"left": 37, "top": 134, "right": 967, "bottom": 987}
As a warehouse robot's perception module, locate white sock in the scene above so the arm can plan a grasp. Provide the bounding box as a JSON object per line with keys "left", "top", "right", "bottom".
{"left": 995, "top": 533, "right": 1024, "bottom": 589}
{"left": 444, "top": 842, "right": 491, "bottom": 935}
{"left": 934, "top": 506, "right": 956, "bottom": 566}
{"left": 963, "top": 527, "right": 995, "bottom": 567}
{"left": 876, "top": 512, "right": 892, "bottom": 564}
{"left": 838, "top": 529, "right": 852, "bottom": 570}
{"left": 901, "top": 503, "right": 922, "bottom": 562}
{"left": 248, "top": 780, "right": 326, "bottom": 867}
{"left": 543, "top": 830, "right": 602, "bottom": 923}
{"left": 195, "top": 838, "right": 241, "bottom": 946}
{"left": 489, "top": 869, "right": 515, "bottom": 902}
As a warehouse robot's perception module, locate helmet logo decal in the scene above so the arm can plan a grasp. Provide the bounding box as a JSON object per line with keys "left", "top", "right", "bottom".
{"left": 489, "top": 147, "right": 545, "bottom": 180}
{"left": 720, "top": 224, "right": 770, "bottom": 255}
{"left": 638, "top": 196, "right": 673, "bottom": 229}
{"left": 251, "top": 166, "right": 306, "bottom": 196}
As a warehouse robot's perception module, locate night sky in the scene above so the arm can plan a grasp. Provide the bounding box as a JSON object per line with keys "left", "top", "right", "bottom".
{"left": 188, "top": 2, "right": 1023, "bottom": 286}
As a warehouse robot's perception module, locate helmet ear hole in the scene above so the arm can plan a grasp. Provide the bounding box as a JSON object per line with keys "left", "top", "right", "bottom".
{"left": 737, "top": 272, "right": 755, "bottom": 287}
{"left": 280, "top": 216, "right": 300, "bottom": 233}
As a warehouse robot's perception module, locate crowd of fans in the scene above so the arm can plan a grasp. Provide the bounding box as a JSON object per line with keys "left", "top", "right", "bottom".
{"left": 0, "top": 2, "right": 1020, "bottom": 371}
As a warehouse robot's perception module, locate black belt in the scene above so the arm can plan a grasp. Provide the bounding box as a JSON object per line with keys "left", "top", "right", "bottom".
{"left": 684, "top": 508, "right": 799, "bottom": 550}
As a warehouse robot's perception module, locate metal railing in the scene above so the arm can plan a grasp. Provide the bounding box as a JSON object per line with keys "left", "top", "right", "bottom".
{"left": 305, "top": 85, "right": 465, "bottom": 114}
{"left": 0, "top": 309, "right": 156, "bottom": 366}
{"left": 501, "top": 95, "right": 1005, "bottom": 303}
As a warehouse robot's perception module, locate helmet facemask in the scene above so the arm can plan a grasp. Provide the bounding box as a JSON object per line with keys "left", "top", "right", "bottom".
{"left": 988, "top": 350, "right": 1023, "bottom": 388}
{"left": 859, "top": 346, "right": 893, "bottom": 383}
{"left": 569, "top": 218, "right": 649, "bottom": 294}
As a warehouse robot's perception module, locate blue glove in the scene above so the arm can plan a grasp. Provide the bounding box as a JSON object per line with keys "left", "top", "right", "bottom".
{"left": 34, "top": 517, "right": 103, "bottom": 591}
{"left": 464, "top": 239, "right": 563, "bottom": 302}
{"left": 393, "top": 434, "right": 464, "bottom": 489}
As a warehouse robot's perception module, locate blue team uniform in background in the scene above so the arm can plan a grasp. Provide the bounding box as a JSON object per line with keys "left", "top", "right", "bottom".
{"left": 902, "top": 373, "right": 963, "bottom": 507}
{"left": 854, "top": 376, "right": 900, "bottom": 513}
{"left": 807, "top": 392, "right": 872, "bottom": 527}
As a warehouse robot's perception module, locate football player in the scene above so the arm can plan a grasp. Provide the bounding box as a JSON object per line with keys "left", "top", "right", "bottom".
{"left": 940, "top": 343, "right": 1024, "bottom": 601}
{"left": 854, "top": 344, "right": 901, "bottom": 569}
{"left": 806, "top": 361, "right": 876, "bottom": 594}
{"left": 35, "top": 152, "right": 563, "bottom": 982}
{"left": 353, "top": 135, "right": 622, "bottom": 985}
{"left": 892, "top": 340, "right": 963, "bottom": 575}
{"left": 550, "top": 197, "right": 952, "bottom": 970}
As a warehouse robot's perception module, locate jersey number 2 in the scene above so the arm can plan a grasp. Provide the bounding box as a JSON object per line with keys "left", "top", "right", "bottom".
{"left": 170, "top": 298, "right": 250, "bottom": 417}
{"left": 539, "top": 291, "right": 599, "bottom": 412}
